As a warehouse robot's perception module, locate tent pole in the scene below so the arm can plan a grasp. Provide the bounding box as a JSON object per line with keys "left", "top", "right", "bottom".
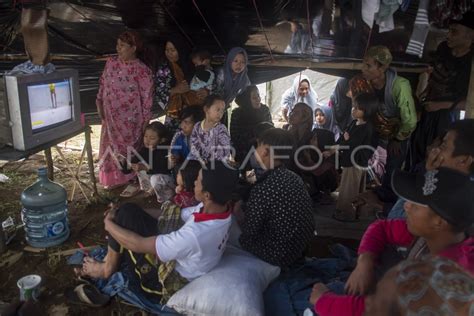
{"left": 465, "top": 55, "right": 474, "bottom": 119}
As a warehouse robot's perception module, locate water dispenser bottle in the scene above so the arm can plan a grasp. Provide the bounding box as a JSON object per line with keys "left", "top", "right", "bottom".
{"left": 21, "top": 167, "right": 69, "bottom": 248}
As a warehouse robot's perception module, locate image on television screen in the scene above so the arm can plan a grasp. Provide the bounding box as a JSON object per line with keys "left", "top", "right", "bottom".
{"left": 27, "top": 79, "right": 73, "bottom": 132}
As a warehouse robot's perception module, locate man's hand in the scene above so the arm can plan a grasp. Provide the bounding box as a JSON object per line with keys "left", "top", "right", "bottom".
{"left": 104, "top": 203, "right": 118, "bottom": 230}
{"left": 345, "top": 253, "right": 376, "bottom": 295}
{"left": 425, "top": 147, "right": 444, "bottom": 171}
{"left": 309, "top": 283, "right": 330, "bottom": 306}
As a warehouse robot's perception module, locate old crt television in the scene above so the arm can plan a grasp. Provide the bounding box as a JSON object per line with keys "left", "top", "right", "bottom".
{"left": 1, "top": 69, "right": 83, "bottom": 151}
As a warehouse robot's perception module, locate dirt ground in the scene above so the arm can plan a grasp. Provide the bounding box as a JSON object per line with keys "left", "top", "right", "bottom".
{"left": 0, "top": 125, "right": 357, "bottom": 315}
{"left": 0, "top": 126, "right": 162, "bottom": 315}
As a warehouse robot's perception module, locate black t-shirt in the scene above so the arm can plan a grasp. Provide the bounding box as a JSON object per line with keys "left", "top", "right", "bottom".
{"left": 426, "top": 41, "right": 472, "bottom": 102}
{"left": 121, "top": 147, "right": 171, "bottom": 175}
{"left": 338, "top": 120, "right": 376, "bottom": 168}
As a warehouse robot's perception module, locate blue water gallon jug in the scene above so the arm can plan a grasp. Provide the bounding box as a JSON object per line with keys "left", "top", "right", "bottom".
{"left": 21, "top": 167, "right": 69, "bottom": 248}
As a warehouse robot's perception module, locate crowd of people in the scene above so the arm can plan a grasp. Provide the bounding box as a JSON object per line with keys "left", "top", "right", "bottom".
{"left": 78, "top": 11, "right": 473, "bottom": 316}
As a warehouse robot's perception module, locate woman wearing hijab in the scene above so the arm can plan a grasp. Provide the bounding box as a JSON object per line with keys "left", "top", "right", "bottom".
{"left": 313, "top": 104, "right": 341, "bottom": 141}
{"left": 230, "top": 85, "right": 273, "bottom": 165}
{"left": 329, "top": 78, "right": 352, "bottom": 132}
{"left": 154, "top": 36, "right": 207, "bottom": 130}
{"left": 215, "top": 47, "right": 251, "bottom": 125}
{"left": 281, "top": 74, "right": 319, "bottom": 122}
{"left": 97, "top": 31, "right": 153, "bottom": 189}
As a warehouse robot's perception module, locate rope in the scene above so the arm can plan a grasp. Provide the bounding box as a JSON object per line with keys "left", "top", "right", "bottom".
{"left": 364, "top": 19, "right": 374, "bottom": 56}
{"left": 191, "top": 0, "right": 226, "bottom": 54}
{"left": 160, "top": 3, "right": 194, "bottom": 47}
{"left": 252, "top": 0, "right": 274, "bottom": 62}
{"left": 305, "top": 0, "right": 314, "bottom": 57}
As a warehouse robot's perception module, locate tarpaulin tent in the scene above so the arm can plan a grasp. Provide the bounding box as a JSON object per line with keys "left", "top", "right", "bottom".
{"left": 1, "top": 0, "right": 469, "bottom": 118}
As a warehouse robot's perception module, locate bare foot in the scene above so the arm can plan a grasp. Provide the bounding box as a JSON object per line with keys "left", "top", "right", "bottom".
{"left": 75, "top": 257, "right": 107, "bottom": 279}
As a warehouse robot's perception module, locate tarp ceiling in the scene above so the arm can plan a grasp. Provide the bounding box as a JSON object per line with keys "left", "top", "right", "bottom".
{"left": 0, "top": 0, "right": 430, "bottom": 115}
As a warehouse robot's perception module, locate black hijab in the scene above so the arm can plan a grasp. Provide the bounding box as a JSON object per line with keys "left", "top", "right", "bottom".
{"left": 330, "top": 78, "right": 352, "bottom": 131}
{"left": 234, "top": 85, "right": 272, "bottom": 126}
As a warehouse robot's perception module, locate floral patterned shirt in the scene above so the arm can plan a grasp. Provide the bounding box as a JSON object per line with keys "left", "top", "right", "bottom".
{"left": 187, "top": 121, "right": 231, "bottom": 163}
{"left": 154, "top": 63, "right": 173, "bottom": 111}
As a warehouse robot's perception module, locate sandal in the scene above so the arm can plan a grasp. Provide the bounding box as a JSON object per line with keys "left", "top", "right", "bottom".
{"left": 65, "top": 284, "right": 110, "bottom": 307}
{"left": 120, "top": 184, "right": 139, "bottom": 198}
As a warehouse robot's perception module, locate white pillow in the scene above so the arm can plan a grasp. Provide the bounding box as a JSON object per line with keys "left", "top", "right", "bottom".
{"left": 167, "top": 244, "right": 281, "bottom": 316}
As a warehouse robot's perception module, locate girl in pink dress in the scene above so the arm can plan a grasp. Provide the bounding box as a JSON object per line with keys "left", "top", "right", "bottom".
{"left": 97, "top": 31, "right": 154, "bottom": 188}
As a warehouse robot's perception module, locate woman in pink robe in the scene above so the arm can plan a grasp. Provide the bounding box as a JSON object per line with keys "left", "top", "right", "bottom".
{"left": 96, "top": 31, "right": 153, "bottom": 188}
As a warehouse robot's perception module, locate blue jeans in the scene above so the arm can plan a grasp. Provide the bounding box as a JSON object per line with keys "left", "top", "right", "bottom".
{"left": 68, "top": 248, "right": 180, "bottom": 315}
{"left": 387, "top": 198, "right": 407, "bottom": 219}
{"left": 263, "top": 244, "right": 356, "bottom": 316}
{"left": 96, "top": 272, "right": 179, "bottom": 315}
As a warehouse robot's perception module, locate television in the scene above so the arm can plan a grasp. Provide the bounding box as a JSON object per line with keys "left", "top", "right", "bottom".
{"left": 0, "top": 69, "right": 83, "bottom": 151}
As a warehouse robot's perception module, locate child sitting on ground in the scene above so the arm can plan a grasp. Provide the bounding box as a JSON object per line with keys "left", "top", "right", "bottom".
{"left": 187, "top": 95, "right": 231, "bottom": 163}
{"left": 310, "top": 167, "right": 474, "bottom": 316}
{"left": 172, "top": 160, "right": 201, "bottom": 208}
{"left": 325, "top": 93, "right": 378, "bottom": 221}
{"left": 190, "top": 49, "right": 215, "bottom": 92}
{"left": 169, "top": 106, "right": 204, "bottom": 168}
{"left": 119, "top": 122, "right": 175, "bottom": 202}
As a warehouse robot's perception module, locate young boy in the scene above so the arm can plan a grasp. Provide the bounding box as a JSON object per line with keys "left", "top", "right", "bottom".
{"left": 169, "top": 106, "right": 204, "bottom": 167}
{"left": 310, "top": 167, "right": 474, "bottom": 316}
{"left": 388, "top": 118, "right": 474, "bottom": 219}
{"left": 190, "top": 49, "right": 215, "bottom": 92}
{"left": 237, "top": 128, "right": 315, "bottom": 267}
{"left": 75, "top": 161, "right": 239, "bottom": 311}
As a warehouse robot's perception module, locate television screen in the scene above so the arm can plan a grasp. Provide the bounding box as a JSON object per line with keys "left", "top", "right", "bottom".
{"left": 27, "top": 79, "right": 73, "bottom": 132}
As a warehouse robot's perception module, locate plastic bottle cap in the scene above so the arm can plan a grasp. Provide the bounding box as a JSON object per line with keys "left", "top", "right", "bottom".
{"left": 37, "top": 168, "right": 47, "bottom": 176}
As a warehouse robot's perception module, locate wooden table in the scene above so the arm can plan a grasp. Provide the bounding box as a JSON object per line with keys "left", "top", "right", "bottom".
{"left": 0, "top": 126, "right": 98, "bottom": 201}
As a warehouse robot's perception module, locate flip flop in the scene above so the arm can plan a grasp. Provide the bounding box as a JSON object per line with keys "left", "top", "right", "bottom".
{"left": 65, "top": 284, "right": 110, "bottom": 308}
{"left": 120, "top": 184, "right": 139, "bottom": 198}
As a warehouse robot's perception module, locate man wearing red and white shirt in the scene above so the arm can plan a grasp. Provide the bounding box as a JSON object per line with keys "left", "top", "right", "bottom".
{"left": 77, "top": 161, "right": 238, "bottom": 306}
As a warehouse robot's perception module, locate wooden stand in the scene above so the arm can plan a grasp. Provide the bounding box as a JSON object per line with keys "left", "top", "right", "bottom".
{"left": 0, "top": 126, "right": 98, "bottom": 202}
